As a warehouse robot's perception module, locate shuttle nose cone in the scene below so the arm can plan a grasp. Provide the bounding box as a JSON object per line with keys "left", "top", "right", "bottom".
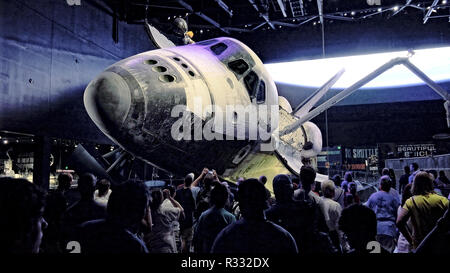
{"left": 84, "top": 71, "right": 131, "bottom": 134}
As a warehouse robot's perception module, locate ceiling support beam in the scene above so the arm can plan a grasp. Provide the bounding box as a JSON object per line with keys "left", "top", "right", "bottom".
{"left": 423, "top": 0, "right": 439, "bottom": 23}
{"left": 177, "top": 0, "right": 230, "bottom": 34}
{"left": 248, "top": 0, "right": 276, "bottom": 29}
{"left": 277, "top": 0, "right": 287, "bottom": 17}
{"left": 214, "top": 0, "right": 233, "bottom": 17}
{"left": 392, "top": 0, "right": 413, "bottom": 17}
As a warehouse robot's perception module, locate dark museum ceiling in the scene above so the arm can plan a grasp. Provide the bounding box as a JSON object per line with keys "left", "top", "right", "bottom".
{"left": 93, "top": 0, "right": 450, "bottom": 35}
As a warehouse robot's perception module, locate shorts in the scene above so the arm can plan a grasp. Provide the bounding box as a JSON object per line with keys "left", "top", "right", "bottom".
{"left": 180, "top": 227, "right": 194, "bottom": 242}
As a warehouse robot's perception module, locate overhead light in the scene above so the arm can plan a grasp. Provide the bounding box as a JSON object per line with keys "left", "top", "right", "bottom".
{"left": 393, "top": 6, "right": 399, "bottom": 11}
{"left": 351, "top": 11, "right": 355, "bottom": 15}
{"left": 2, "top": 140, "right": 8, "bottom": 144}
{"left": 343, "top": 13, "right": 347, "bottom": 16}
{"left": 313, "top": 22, "right": 316, "bottom": 25}
{"left": 443, "top": 0, "right": 447, "bottom": 4}
{"left": 378, "top": 8, "right": 382, "bottom": 12}
{"left": 265, "top": 46, "right": 450, "bottom": 89}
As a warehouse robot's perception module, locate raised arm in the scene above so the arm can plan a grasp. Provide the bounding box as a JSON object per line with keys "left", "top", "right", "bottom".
{"left": 192, "top": 168, "right": 209, "bottom": 187}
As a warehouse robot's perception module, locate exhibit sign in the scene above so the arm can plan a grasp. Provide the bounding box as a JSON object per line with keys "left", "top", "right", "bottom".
{"left": 396, "top": 143, "right": 437, "bottom": 158}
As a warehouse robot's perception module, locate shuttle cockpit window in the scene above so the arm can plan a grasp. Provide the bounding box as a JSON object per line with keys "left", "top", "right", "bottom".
{"left": 228, "top": 59, "right": 249, "bottom": 75}
{"left": 210, "top": 43, "right": 228, "bottom": 55}
{"left": 256, "top": 80, "right": 266, "bottom": 103}
{"left": 244, "top": 71, "right": 258, "bottom": 99}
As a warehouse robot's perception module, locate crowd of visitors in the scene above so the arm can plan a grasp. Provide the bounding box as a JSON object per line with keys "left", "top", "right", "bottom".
{"left": 0, "top": 161, "right": 448, "bottom": 254}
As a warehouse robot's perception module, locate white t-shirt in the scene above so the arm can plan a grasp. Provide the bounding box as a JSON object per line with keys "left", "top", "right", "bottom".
{"left": 320, "top": 197, "right": 342, "bottom": 231}
{"left": 147, "top": 201, "right": 181, "bottom": 253}
{"left": 94, "top": 189, "right": 111, "bottom": 207}
{"left": 161, "top": 198, "right": 180, "bottom": 231}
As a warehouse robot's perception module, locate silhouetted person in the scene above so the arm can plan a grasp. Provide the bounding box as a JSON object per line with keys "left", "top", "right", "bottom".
{"left": 42, "top": 173, "right": 72, "bottom": 253}
{"left": 341, "top": 171, "right": 353, "bottom": 192}
{"left": 195, "top": 173, "right": 216, "bottom": 219}
{"left": 259, "top": 175, "right": 267, "bottom": 185}
{"left": 78, "top": 180, "right": 151, "bottom": 253}
{"left": 211, "top": 179, "right": 298, "bottom": 254}
{"left": 344, "top": 182, "right": 360, "bottom": 207}
{"left": 409, "top": 162, "right": 420, "bottom": 184}
{"left": 64, "top": 173, "right": 106, "bottom": 227}
{"left": 398, "top": 166, "right": 410, "bottom": 195}
{"left": 437, "top": 171, "right": 449, "bottom": 185}
{"left": 194, "top": 183, "right": 236, "bottom": 253}
{"left": 175, "top": 173, "right": 197, "bottom": 253}
{"left": 221, "top": 182, "right": 235, "bottom": 212}
{"left": 63, "top": 173, "right": 106, "bottom": 245}
{"left": 294, "top": 166, "right": 320, "bottom": 203}
{"left": 266, "top": 175, "right": 337, "bottom": 254}
{"left": 339, "top": 204, "right": 379, "bottom": 254}
{"left": 332, "top": 174, "right": 345, "bottom": 208}
{"left": 259, "top": 175, "right": 272, "bottom": 202}
{"left": 397, "top": 172, "right": 449, "bottom": 250}
{"left": 427, "top": 170, "right": 444, "bottom": 196}
{"left": 0, "top": 177, "right": 47, "bottom": 253}
{"left": 294, "top": 166, "right": 328, "bottom": 232}
{"left": 365, "top": 175, "right": 399, "bottom": 253}
{"left": 382, "top": 168, "right": 400, "bottom": 203}
{"left": 389, "top": 168, "right": 397, "bottom": 190}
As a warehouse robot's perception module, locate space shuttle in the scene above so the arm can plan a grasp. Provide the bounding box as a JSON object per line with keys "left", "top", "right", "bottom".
{"left": 83, "top": 19, "right": 344, "bottom": 191}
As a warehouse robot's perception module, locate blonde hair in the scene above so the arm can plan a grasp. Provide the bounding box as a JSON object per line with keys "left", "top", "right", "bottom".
{"left": 321, "top": 180, "right": 336, "bottom": 198}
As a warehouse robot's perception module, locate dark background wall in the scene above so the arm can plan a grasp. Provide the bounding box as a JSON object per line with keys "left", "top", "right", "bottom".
{"left": 0, "top": 0, "right": 155, "bottom": 144}
{"left": 0, "top": 0, "right": 449, "bottom": 149}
